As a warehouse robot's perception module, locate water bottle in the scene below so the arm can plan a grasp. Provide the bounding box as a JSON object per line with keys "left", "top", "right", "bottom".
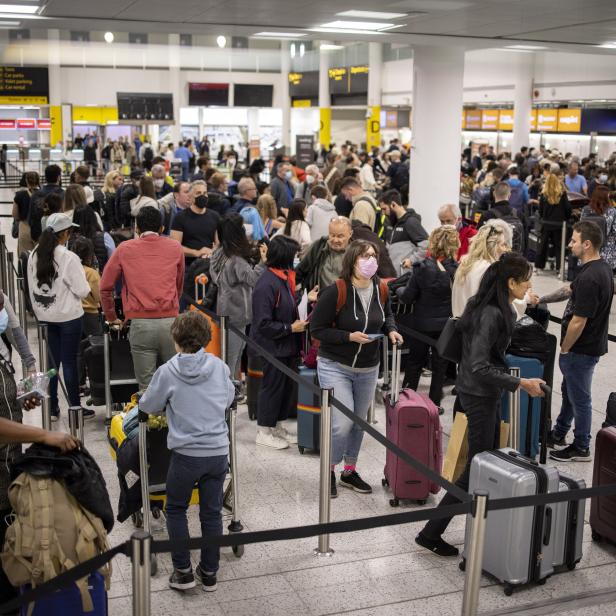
{"left": 16, "top": 369, "right": 57, "bottom": 404}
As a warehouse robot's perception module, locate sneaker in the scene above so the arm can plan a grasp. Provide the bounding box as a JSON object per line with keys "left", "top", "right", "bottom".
{"left": 415, "top": 532, "right": 459, "bottom": 557}
{"left": 550, "top": 444, "right": 592, "bottom": 462}
{"left": 168, "top": 569, "right": 196, "bottom": 591}
{"left": 50, "top": 408, "right": 60, "bottom": 422}
{"left": 81, "top": 407, "right": 95, "bottom": 420}
{"left": 255, "top": 429, "right": 289, "bottom": 450}
{"left": 330, "top": 471, "right": 338, "bottom": 499}
{"left": 195, "top": 565, "right": 217, "bottom": 592}
{"left": 546, "top": 430, "right": 567, "bottom": 450}
{"left": 273, "top": 423, "right": 297, "bottom": 445}
{"left": 339, "top": 471, "right": 372, "bottom": 494}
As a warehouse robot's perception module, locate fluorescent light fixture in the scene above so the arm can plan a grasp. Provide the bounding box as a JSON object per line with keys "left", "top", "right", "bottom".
{"left": 299, "top": 43, "right": 305, "bottom": 57}
{"left": 0, "top": 20, "right": 20, "bottom": 26}
{"left": 106, "top": 120, "right": 118, "bottom": 125}
{"left": 320, "top": 43, "right": 343, "bottom": 50}
{"left": 73, "top": 120, "right": 88, "bottom": 124}
{"left": 599, "top": 42, "right": 616, "bottom": 49}
{"left": 254, "top": 31, "right": 306, "bottom": 38}
{"left": 290, "top": 42, "right": 295, "bottom": 57}
{"left": 337, "top": 10, "right": 407, "bottom": 19}
{"left": 104, "top": 31, "right": 114, "bottom": 43}
{"left": 506, "top": 44, "right": 548, "bottom": 50}
{"left": 309, "top": 27, "right": 388, "bottom": 35}
{"left": 320, "top": 20, "right": 396, "bottom": 30}
{"left": 0, "top": 4, "right": 38, "bottom": 13}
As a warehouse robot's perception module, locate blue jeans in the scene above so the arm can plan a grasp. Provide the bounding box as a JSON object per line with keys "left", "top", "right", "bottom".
{"left": 165, "top": 451, "right": 228, "bottom": 572}
{"left": 43, "top": 318, "right": 83, "bottom": 409}
{"left": 554, "top": 351, "right": 599, "bottom": 450}
{"left": 317, "top": 356, "right": 379, "bottom": 467}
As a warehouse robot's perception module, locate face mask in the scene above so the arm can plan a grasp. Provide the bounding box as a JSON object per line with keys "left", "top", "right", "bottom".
{"left": 305, "top": 175, "right": 315, "bottom": 185}
{"left": 599, "top": 174, "right": 608, "bottom": 183}
{"left": 194, "top": 195, "right": 208, "bottom": 209}
{"left": 0, "top": 309, "right": 8, "bottom": 335}
{"left": 357, "top": 256, "right": 378, "bottom": 279}
{"left": 285, "top": 171, "right": 293, "bottom": 180}
{"left": 153, "top": 179, "right": 164, "bottom": 189}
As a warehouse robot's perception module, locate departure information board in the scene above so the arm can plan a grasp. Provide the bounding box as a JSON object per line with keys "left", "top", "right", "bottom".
{"left": 0, "top": 66, "right": 49, "bottom": 104}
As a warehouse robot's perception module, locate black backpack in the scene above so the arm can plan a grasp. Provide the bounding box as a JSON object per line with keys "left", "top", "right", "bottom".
{"left": 356, "top": 195, "right": 387, "bottom": 240}
{"left": 603, "top": 393, "right": 616, "bottom": 428}
{"left": 493, "top": 208, "right": 526, "bottom": 253}
{"left": 143, "top": 147, "right": 154, "bottom": 163}
{"left": 508, "top": 316, "right": 550, "bottom": 361}
{"left": 582, "top": 207, "right": 608, "bottom": 248}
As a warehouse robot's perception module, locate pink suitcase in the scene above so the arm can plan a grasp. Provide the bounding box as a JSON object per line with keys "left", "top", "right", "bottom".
{"left": 382, "top": 346, "right": 443, "bottom": 506}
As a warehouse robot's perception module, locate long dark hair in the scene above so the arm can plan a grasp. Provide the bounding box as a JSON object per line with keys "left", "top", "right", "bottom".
{"left": 284, "top": 199, "right": 306, "bottom": 236}
{"left": 459, "top": 252, "right": 532, "bottom": 339}
{"left": 72, "top": 206, "right": 101, "bottom": 241}
{"left": 35, "top": 229, "right": 62, "bottom": 287}
{"left": 218, "top": 213, "right": 252, "bottom": 260}
{"left": 589, "top": 184, "right": 611, "bottom": 216}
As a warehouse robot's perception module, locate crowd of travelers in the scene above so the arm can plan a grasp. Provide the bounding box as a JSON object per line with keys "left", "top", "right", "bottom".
{"left": 0, "top": 136, "right": 612, "bottom": 595}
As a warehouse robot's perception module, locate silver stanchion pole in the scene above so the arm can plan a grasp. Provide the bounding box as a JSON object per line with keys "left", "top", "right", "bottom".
{"left": 68, "top": 406, "right": 84, "bottom": 443}
{"left": 131, "top": 530, "right": 151, "bottom": 616}
{"left": 37, "top": 323, "right": 51, "bottom": 430}
{"left": 6, "top": 252, "right": 15, "bottom": 308}
{"left": 367, "top": 399, "right": 377, "bottom": 424}
{"left": 461, "top": 491, "right": 489, "bottom": 616}
{"left": 219, "top": 315, "right": 228, "bottom": 364}
{"left": 559, "top": 221, "right": 567, "bottom": 282}
{"left": 16, "top": 277, "right": 27, "bottom": 342}
{"left": 314, "top": 387, "right": 334, "bottom": 557}
{"left": 104, "top": 328, "right": 113, "bottom": 422}
{"left": 508, "top": 367, "right": 521, "bottom": 451}
{"left": 0, "top": 235, "right": 7, "bottom": 294}
{"left": 381, "top": 336, "right": 390, "bottom": 399}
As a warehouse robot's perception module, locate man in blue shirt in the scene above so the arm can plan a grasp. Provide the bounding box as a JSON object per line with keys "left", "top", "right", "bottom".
{"left": 506, "top": 167, "right": 529, "bottom": 215}
{"left": 269, "top": 162, "right": 295, "bottom": 215}
{"left": 174, "top": 142, "right": 192, "bottom": 181}
{"left": 564, "top": 162, "right": 587, "bottom": 195}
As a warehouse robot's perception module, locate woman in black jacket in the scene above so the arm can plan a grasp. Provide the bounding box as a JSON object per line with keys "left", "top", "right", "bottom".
{"left": 415, "top": 252, "right": 545, "bottom": 557}
{"left": 311, "top": 240, "right": 403, "bottom": 497}
{"left": 397, "top": 225, "right": 460, "bottom": 409}
{"left": 251, "top": 236, "right": 307, "bottom": 450}
{"left": 72, "top": 206, "right": 109, "bottom": 272}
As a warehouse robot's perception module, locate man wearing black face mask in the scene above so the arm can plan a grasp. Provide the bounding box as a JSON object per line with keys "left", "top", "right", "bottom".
{"left": 170, "top": 180, "right": 220, "bottom": 270}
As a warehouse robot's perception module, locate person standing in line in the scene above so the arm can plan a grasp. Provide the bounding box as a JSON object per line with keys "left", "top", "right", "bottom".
{"left": 535, "top": 221, "right": 614, "bottom": 461}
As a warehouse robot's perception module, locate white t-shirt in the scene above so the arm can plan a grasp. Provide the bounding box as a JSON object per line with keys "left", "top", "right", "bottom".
{"left": 27, "top": 244, "right": 90, "bottom": 323}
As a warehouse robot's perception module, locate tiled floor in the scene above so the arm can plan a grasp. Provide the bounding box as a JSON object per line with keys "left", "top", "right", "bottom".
{"left": 3, "top": 195, "right": 616, "bottom": 615}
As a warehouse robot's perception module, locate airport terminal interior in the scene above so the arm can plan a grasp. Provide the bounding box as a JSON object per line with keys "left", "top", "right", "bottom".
{"left": 0, "top": 0, "right": 615, "bottom": 615}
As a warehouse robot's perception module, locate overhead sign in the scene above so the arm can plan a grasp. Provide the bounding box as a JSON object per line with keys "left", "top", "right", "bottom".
{"left": 37, "top": 118, "right": 51, "bottom": 129}
{"left": 328, "top": 66, "right": 369, "bottom": 96}
{"left": 465, "top": 109, "right": 482, "bottom": 130}
{"left": 557, "top": 108, "right": 581, "bottom": 132}
{"left": 16, "top": 118, "right": 35, "bottom": 129}
{"left": 0, "top": 66, "right": 49, "bottom": 104}
{"left": 0, "top": 119, "right": 15, "bottom": 129}
{"left": 296, "top": 134, "right": 315, "bottom": 169}
{"left": 289, "top": 71, "right": 318, "bottom": 99}
{"left": 530, "top": 109, "right": 537, "bottom": 131}
{"left": 536, "top": 109, "right": 558, "bottom": 132}
{"left": 498, "top": 109, "right": 514, "bottom": 131}
{"left": 481, "top": 109, "right": 499, "bottom": 130}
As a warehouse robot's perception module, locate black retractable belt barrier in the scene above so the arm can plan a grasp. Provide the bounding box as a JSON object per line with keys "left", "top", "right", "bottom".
{"left": 182, "top": 294, "right": 471, "bottom": 503}
{"left": 548, "top": 314, "right": 616, "bottom": 344}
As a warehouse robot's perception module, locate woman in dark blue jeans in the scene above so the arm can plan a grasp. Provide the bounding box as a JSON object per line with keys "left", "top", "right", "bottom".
{"left": 27, "top": 212, "right": 92, "bottom": 420}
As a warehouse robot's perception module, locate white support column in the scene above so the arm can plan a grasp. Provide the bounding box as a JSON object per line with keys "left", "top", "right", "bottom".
{"left": 512, "top": 53, "right": 535, "bottom": 156}
{"left": 168, "top": 34, "right": 182, "bottom": 144}
{"left": 47, "top": 29, "right": 61, "bottom": 106}
{"left": 409, "top": 46, "right": 464, "bottom": 232}
{"left": 318, "top": 41, "right": 331, "bottom": 150}
{"left": 280, "top": 41, "right": 291, "bottom": 153}
{"left": 366, "top": 42, "right": 382, "bottom": 150}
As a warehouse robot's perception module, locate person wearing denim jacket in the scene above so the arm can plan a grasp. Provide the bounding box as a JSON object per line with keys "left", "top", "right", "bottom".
{"left": 311, "top": 239, "right": 403, "bottom": 497}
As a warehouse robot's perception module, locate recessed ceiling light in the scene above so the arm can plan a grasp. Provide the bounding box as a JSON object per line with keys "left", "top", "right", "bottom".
{"left": 0, "top": 20, "right": 20, "bottom": 26}
{"left": 599, "top": 42, "right": 616, "bottom": 49}
{"left": 320, "top": 20, "right": 396, "bottom": 31}
{"left": 506, "top": 44, "right": 548, "bottom": 50}
{"left": 216, "top": 35, "right": 226, "bottom": 48}
{"left": 336, "top": 10, "right": 407, "bottom": 19}
{"left": 320, "top": 43, "right": 343, "bottom": 50}
{"left": 0, "top": 4, "right": 38, "bottom": 14}
{"left": 254, "top": 31, "right": 306, "bottom": 38}
{"left": 104, "top": 31, "right": 114, "bottom": 43}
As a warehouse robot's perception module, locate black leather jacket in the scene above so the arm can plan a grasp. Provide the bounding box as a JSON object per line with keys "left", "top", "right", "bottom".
{"left": 456, "top": 304, "right": 520, "bottom": 399}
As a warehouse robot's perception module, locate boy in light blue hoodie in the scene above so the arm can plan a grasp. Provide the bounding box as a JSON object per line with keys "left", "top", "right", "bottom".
{"left": 139, "top": 311, "right": 235, "bottom": 593}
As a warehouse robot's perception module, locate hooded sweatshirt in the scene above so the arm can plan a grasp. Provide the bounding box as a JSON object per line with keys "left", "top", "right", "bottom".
{"left": 306, "top": 198, "right": 337, "bottom": 242}
{"left": 139, "top": 348, "right": 235, "bottom": 457}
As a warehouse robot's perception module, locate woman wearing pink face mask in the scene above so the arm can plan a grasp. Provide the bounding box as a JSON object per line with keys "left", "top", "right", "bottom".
{"left": 311, "top": 240, "right": 404, "bottom": 497}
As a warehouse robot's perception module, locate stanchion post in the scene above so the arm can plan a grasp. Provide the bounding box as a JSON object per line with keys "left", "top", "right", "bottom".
{"left": 131, "top": 530, "right": 151, "bottom": 616}
{"left": 314, "top": 387, "right": 334, "bottom": 557}
{"left": 508, "top": 367, "right": 521, "bottom": 450}
{"left": 461, "top": 491, "right": 489, "bottom": 616}
{"left": 16, "top": 275, "right": 27, "bottom": 342}
{"left": 68, "top": 406, "right": 84, "bottom": 443}
{"left": 0, "top": 235, "right": 7, "bottom": 294}
{"left": 104, "top": 328, "right": 113, "bottom": 422}
{"left": 37, "top": 323, "right": 51, "bottom": 430}
{"left": 6, "top": 251, "right": 15, "bottom": 308}
{"left": 381, "top": 336, "right": 390, "bottom": 397}
{"left": 559, "top": 221, "right": 567, "bottom": 282}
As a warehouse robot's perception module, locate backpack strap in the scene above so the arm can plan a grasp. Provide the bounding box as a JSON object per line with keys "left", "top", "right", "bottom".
{"left": 334, "top": 279, "right": 347, "bottom": 315}
{"left": 378, "top": 280, "right": 389, "bottom": 306}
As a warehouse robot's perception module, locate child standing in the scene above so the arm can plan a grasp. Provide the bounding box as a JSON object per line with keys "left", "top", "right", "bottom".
{"left": 139, "top": 311, "right": 235, "bottom": 592}
{"left": 70, "top": 236, "right": 103, "bottom": 337}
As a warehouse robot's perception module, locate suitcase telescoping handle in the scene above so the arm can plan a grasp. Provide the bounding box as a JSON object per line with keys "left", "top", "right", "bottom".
{"left": 390, "top": 342, "right": 402, "bottom": 405}
{"left": 539, "top": 384, "right": 552, "bottom": 465}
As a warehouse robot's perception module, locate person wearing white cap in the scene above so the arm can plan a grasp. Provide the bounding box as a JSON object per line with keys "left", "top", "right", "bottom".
{"left": 27, "top": 213, "right": 93, "bottom": 421}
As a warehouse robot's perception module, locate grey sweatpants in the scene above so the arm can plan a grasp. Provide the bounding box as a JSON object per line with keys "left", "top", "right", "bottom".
{"left": 129, "top": 317, "right": 176, "bottom": 390}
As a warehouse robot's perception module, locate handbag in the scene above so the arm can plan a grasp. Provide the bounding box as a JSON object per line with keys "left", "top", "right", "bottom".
{"left": 436, "top": 317, "right": 462, "bottom": 363}
{"left": 11, "top": 219, "right": 18, "bottom": 239}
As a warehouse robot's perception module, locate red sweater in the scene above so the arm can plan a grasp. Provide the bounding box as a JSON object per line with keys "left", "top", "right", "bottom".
{"left": 100, "top": 234, "right": 185, "bottom": 321}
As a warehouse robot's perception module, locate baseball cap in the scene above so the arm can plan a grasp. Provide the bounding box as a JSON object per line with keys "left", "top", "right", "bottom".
{"left": 46, "top": 212, "right": 79, "bottom": 234}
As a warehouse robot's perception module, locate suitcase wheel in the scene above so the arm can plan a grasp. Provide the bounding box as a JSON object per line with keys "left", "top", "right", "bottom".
{"left": 591, "top": 530, "right": 602, "bottom": 543}
{"left": 132, "top": 511, "right": 143, "bottom": 528}
{"left": 417, "top": 499, "right": 427, "bottom": 505}
{"left": 381, "top": 478, "right": 389, "bottom": 487}
{"left": 298, "top": 446, "right": 305, "bottom": 455}
{"left": 537, "top": 578, "right": 547, "bottom": 586}
{"left": 389, "top": 498, "right": 399, "bottom": 507}
{"left": 504, "top": 583, "right": 514, "bottom": 596}
{"left": 152, "top": 507, "right": 162, "bottom": 520}
{"left": 459, "top": 559, "right": 466, "bottom": 572}
{"left": 232, "top": 544, "right": 244, "bottom": 558}
{"left": 567, "top": 563, "right": 577, "bottom": 571}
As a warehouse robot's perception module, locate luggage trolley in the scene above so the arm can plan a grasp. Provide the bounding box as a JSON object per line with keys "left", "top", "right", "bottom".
{"left": 137, "top": 393, "right": 245, "bottom": 576}
{"left": 104, "top": 323, "right": 139, "bottom": 425}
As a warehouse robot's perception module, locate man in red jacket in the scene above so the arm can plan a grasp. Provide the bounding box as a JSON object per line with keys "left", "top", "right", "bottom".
{"left": 437, "top": 203, "right": 477, "bottom": 260}
{"left": 100, "top": 206, "right": 185, "bottom": 390}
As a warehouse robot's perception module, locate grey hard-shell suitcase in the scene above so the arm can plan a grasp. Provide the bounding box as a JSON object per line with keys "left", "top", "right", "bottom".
{"left": 462, "top": 448, "right": 559, "bottom": 595}
{"left": 552, "top": 473, "right": 585, "bottom": 571}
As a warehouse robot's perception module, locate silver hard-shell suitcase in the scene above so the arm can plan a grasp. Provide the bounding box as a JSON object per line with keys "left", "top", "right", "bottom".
{"left": 462, "top": 448, "right": 559, "bottom": 595}
{"left": 553, "top": 473, "right": 585, "bottom": 571}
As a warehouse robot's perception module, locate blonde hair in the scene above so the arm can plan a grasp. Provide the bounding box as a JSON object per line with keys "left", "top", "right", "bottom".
{"left": 429, "top": 225, "right": 460, "bottom": 261}
{"left": 542, "top": 173, "right": 564, "bottom": 205}
{"left": 256, "top": 194, "right": 277, "bottom": 222}
{"left": 104, "top": 170, "right": 121, "bottom": 194}
{"left": 456, "top": 221, "right": 510, "bottom": 282}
